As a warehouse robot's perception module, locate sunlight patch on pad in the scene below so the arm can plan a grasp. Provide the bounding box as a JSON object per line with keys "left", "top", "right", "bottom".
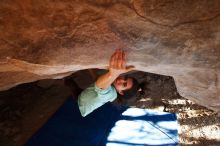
{"left": 122, "top": 108, "right": 171, "bottom": 117}
{"left": 157, "top": 121, "right": 178, "bottom": 130}
{"left": 107, "top": 108, "right": 178, "bottom": 146}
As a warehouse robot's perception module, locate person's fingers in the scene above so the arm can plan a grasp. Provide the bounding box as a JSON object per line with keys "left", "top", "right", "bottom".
{"left": 116, "top": 49, "right": 121, "bottom": 69}
{"left": 120, "top": 50, "right": 125, "bottom": 69}
{"left": 114, "top": 49, "right": 121, "bottom": 68}
{"left": 110, "top": 50, "right": 117, "bottom": 68}
{"left": 122, "top": 51, "right": 126, "bottom": 68}
{"left": 124, "top": 51, "right": 127, "bottom": 65}
{"left": 110, "top": 49, "right": 119, "bottom": 68}
{"left": 111, "top": 49, "right": 128, "bottom": 70}
{"left": 118, "top": 49, "right": 123, "bottom": 69}
{"left": 110, "top": 52, "right": 115, "bottom": 63}
{"left": 110, "top": 56, "right": 114, "bottom": 68}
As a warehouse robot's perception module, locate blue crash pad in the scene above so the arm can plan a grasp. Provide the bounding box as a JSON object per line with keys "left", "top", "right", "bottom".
{"left": 26, "top": 98, "right": 179, "bottom": 146}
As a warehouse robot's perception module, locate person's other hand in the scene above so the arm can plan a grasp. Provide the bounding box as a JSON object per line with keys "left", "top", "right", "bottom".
{"left": 109, "top": 49, "right": 135, "bottom": 77}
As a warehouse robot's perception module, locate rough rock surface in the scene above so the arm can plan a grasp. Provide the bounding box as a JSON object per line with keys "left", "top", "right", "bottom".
{"left": 0, "top": 0, "right": 220, "bottom": 112}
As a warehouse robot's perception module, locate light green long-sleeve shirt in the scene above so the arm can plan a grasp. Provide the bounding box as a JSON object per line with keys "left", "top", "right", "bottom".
{"left": 77, "top": 83, "right": 117, "bottom": 117}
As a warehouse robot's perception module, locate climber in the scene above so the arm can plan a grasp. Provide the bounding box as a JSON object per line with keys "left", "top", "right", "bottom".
{"left": 64, "top": 49, "right": 142, "bottom": 117}
{"left": 74, "top": 48, "right": 143, "bottom": 117}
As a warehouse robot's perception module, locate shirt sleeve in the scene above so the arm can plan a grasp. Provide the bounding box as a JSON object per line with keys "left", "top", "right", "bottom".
{"left": 77, "top": 83, "right": 117, "bottom": 117}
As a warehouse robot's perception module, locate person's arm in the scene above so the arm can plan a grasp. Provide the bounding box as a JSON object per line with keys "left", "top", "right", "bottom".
{"left": 78, "top": 82, "right": 117, "bottom": 117}
{"left": 95, "top": 49, "right": 135, "bottom": 89}
{"left": 77, "top": 49, "right": 135, "bottom": 117}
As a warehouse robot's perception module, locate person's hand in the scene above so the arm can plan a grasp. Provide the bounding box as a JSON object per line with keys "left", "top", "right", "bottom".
{"left": 109, "top": 49, "right": 135, "bottom": 77}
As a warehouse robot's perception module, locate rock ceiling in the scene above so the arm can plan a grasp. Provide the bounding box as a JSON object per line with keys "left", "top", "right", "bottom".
{"left": 0, "top": 0, "right": 219, "bottom": 112}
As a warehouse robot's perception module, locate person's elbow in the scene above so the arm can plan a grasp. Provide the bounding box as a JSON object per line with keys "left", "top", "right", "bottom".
{"left": 78, "top": 105, "right": 88, "bottom": 117}
{"left": 80, "top": 111, "right": 87, "bottom": 117}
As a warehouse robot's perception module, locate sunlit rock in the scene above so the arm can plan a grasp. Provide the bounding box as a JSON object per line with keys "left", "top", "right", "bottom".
{"left": 0, "top": 0, "right": 219, "bottom": 112}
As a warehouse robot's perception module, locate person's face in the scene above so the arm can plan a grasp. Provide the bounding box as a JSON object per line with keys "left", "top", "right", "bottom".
{"left": 113, "top": 76, "right": 133, "bottom": 95}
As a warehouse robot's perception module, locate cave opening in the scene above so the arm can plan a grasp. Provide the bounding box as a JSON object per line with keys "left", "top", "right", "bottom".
{"left": 0, "top": 69, "right": 218, "bottom": 146}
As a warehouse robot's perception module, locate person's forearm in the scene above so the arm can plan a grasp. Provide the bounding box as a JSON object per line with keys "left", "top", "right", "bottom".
{"left": 95, "top": 71, "right": 119, "bottom": 89}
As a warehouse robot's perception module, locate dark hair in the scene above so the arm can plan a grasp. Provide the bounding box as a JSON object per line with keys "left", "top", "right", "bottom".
{"left": 117, "top": 77, "right": 140, "bottom": 100}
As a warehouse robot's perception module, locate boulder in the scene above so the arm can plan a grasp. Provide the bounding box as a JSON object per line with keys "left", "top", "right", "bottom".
{"left": 0, "top": 0, "right": 219, "bottom": 112}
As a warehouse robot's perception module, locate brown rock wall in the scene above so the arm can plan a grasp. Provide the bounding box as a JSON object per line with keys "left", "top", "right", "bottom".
{"left": 0, "top": 0, "right": 219, "bottom": 112}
